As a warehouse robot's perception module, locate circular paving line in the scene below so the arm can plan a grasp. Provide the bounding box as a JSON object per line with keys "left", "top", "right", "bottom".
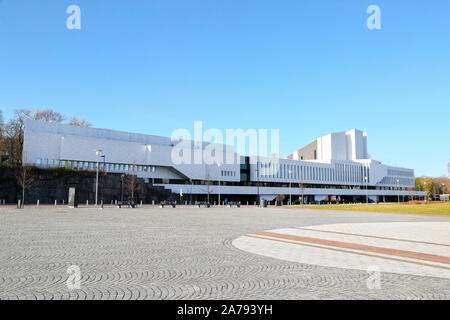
{"left": 232, "top": 222, "right": 450, "bottom": 279}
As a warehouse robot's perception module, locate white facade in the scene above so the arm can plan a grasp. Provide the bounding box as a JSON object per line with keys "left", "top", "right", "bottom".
{"left": 23, "top": 120, "right": 424, "bottom": 202}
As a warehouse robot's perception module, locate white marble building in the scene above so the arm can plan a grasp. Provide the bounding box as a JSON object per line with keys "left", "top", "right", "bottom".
{"left": 23, "top": 120, "right": 425, "bottom": 203}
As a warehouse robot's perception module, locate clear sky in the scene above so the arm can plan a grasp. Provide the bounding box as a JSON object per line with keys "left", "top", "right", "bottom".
{"left": 0, "top": 0, "right": 449, "bottom": 177}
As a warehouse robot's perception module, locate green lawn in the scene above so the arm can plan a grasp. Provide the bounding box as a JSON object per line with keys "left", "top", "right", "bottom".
{"left": 290, "top": 202, "right": 450, "bottom": 215}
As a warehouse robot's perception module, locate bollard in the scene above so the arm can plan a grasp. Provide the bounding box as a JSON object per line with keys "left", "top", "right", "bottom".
{"left": 55, "top": 200, "right": 57, "bottom": 206}
{"left": 86, "top": 200, "right": 89, "bottom": 206}
{"left": 140, "top": 200, "right": 143, "bottom": 206}
{"left": 18, "top": 200, "right": 21, "bottom": 208}
{"left": 37, "top": 200, "right": 40, "bottom": 206}
{"left": 152, "top": 200, "right": 155, "bottom": 205}
{"left": 62, "top": 200, "right": 65, "bottom": 205}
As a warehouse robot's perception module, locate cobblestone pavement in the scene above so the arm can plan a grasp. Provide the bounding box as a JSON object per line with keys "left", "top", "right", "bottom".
{"left": 0, "top": 206, "right": 449, "bottom": 300}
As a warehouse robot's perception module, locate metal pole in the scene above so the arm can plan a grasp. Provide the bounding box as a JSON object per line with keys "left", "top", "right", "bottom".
{"left": 95, "top": 150, "right": 102, "bottom": 206}
{"left": 101, "top": 155, "right": 105, "bottom": 208}
{"left": 397, "top": 179, "right": 400, "bottom": 205}
{"left": 190, "top": 180, "right": 193, "bottom": 204}
{"left": 121, "top": 174, "right": 124, "bottom": 202}
{"left": 424, "top": 181, "right": 427, "bottom": 202}
{"left": 288, "top": 169, "right": 292, "bottom": 205}
{"left": 365, "top": 176, "right": 368, "bottom": 203}
{"left": 289, "top": 182, "right": 292, "bottom": 205}
{"left": 256, "top": 164, "right": 260, "bottom": 206}
{"left": 218, "top": 163, "right": 221, "bottom": 206}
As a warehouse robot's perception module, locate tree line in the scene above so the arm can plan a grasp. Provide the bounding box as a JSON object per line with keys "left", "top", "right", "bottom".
{"left": 0, "top": 108, "right": 91, "bottom": 166}
{"left": 415, "top": 177, "right": 449, "bottom": 199}
{"left": 0, "top": 108, "right": 92, "bottom": 207}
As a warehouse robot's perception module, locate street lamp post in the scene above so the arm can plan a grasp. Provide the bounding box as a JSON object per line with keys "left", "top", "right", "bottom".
{"left": 256, "top": 164, "right": 260, "bottom": 206}
{"left": 364, "top": 176, "right": 368, "bottom": 203}
{"left": 218, "top": 163, "right": 222, "bottom": 206}
{"left": 288, "top": 169, "right": 292, "bottom": 205}
{"left": 121, "top": 174, "right": 125, "bottom": 202}
{"left": 424, "top": 181, "right": 427, "bottom": 202}
{"left": 442, "top": 183, "right": 446, "bottom": 201}
{"left": 396, "top": 178, "right": 400, "bottom": 205}
{"left": 95, "top": 149, "right": 102, "bottom": 206}
{"left": 101, "top": 155, "right": 106, "bottom": 208}
{"left": 190, "top": 179, "right": 193, "bottom": 204}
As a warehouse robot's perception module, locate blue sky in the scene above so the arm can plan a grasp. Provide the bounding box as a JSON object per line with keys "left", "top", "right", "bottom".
{"left": 0, "top": 0, "right": 449, "bottom": 177}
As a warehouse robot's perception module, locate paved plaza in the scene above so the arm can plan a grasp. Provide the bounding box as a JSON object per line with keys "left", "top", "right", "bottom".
{"left": 0, "top": 206, "right": 449, "bottom": 300}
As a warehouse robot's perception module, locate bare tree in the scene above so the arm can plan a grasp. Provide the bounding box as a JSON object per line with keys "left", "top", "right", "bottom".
{"left": 0, "top": 109, "right": 4, "bottom": 134}
{"left": 14, "top": 165, "right": 37, "bottom": 208}
{"left": 0, "top": 109, "right": 4, "bottom": 155}
{"left": 69, "top": 116, "right": 92, "bottom": 127}
{"left": 3, "top": 109, "right": 31, "bottom": 164}
{"left": 33, "top": 109, "right": 66, "bottom": 123}
{"left": 1, "top": 108, "right": 92, "bottom": 165}
{"left": 126, "top": 174, "right": 138, "bottom": 203}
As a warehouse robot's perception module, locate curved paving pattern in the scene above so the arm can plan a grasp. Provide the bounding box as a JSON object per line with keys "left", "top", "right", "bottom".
{"left": 233, "top": 222, "right": 450, "bottom": 279}
{"left": 0, "top": 206, "right": 449, "bottom": 300}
